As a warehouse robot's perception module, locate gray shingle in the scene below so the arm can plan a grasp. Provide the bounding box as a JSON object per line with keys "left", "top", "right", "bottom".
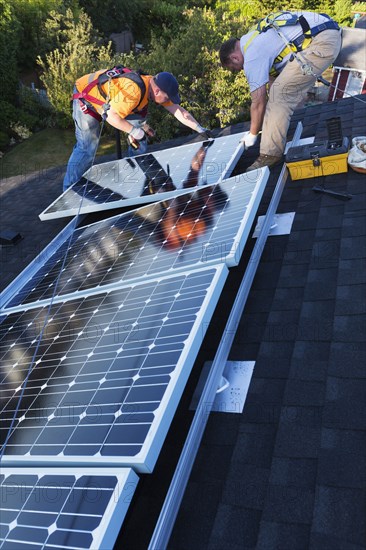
{"left": 323, "top": 377, "right": 366, "bottom": 430}
{"left": 221, "top": 463, "right": 270, "bottom": 510}
{"left": 169, "top": 508, "right": 213, "bottom": 549}
{"left": 274, "top": 408, "right": 322, "bottom": 458}
{"left": 271, "top": 286, "right": 304, "bottom": 311}
{"left": 342, "top": 213, "right": 366, "bottom": 238}
{"left": 269, "top": 457, "right": 317, "bottom": 488}
{"left": 232, "top": 424, "right": 277, "bottom": 468}
{"left": 190, "top": 443, "right": 234, "bottom": 483}
{"left": 333, "top": 315, "right": 366, "bottom": 342}
{"left": 312, "top": 486, "right": 366, "bottom": 547}
{"left": 261, "top": 484, "right": 315, "bottom": 524}
{"left": 320, "top": 427, "right": 366, "bottom": 456}
{"left": 310, "top": 532, "right": 365, "bottom": 550}
{"left": 283, "top": 380, "right": 325, "bottom": 407}
{"left": 317, "top": 449, "right": 366, "bottom": 489}
{"left": 338, "top": 258, "right": 366, "bottom": 285}
{"left": 303, "top": 268, "right": 338, "bottom": 301}
{"left": 310, "top": 240, "right": 340, "bottom": 269}
{"left": 328, "top": 342, "right": 366, "bottom": 378}
{"left": 257, "top": 521, "right": 310, "bottom": 550}
{"left": 208, "top": 504, "right": 262, "bottom": 549}
{"left": 340, "top": 236, "right": 366, "bottom": 260}
{"left": 335, "top": 284, "right": 366, "bottom": 315}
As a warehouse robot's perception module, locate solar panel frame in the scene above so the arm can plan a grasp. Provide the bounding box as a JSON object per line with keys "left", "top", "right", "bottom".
{"left": 39, "top": 133, "right": 245, "bottom": 221}
{"left": 1, "top": 169, "right": 269, "bottom": 313}
{"left": 0, "top": 265, "right": 228, "bottom": 473}
{"left": 0, "top": 217, "right": 77, "bottom": 311}
{"left": 0, "top": 466, "right": 138, "bottom": 550}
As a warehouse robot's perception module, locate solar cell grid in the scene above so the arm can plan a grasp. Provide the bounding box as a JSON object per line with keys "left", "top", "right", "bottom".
{"left": 0, "top": 266, "right": 228, "bottom": 472}
{"left": 39, "top": 133, "right": 245, "bottom": 220}
{"left": 3, "top": 169, "right": 268, "bottom": 311}
{"left": 0, "top": 467, "right": 138, "bottom": 549}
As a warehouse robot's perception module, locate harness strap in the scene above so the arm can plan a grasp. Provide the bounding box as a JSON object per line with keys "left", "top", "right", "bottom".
{"left": 244, "top": 12, "right": 339, "bottom": 78}
{"left": 273, "top": 18, "right": 340, "bottom": 68}
{"left": 77, "top": 99, "right": 102, "bottom": 121}
{"left": 72, "top": 67, "right": 147, "bottom": 118}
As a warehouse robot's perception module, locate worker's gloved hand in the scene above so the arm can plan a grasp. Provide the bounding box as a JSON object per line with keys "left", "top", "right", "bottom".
{"left": 241, "top": 131, "right": 258, "bottom": 148}
{"left": 128, "top": 126, "right": 146, "bottom": 150}
{"left": 195, "top": 124, "right": 214, "bottom": 139}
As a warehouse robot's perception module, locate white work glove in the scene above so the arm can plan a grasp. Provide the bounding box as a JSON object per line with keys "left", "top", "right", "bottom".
{"left": 241, "top": 131, "right": 258, "bottom": 148}
{"left": 129, "top": 126, "right": 145, "bottom": 140}
{"left": 195, "top": 124, "right": 214, "bottom": 139}
{"left": 128, "top": 126, "right": 146, "bottom": 150}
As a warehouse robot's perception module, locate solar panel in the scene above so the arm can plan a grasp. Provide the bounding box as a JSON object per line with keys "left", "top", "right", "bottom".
{"left": 0, "top": 265, "right": 228, "bottom": 473}
{"left": 2, "top": 170, "right": 268, "bottom": 311}
{"left": 0, "top": 467, "right": 138, "bottom": 549}
{"left": 39, "top": 133, "right": 245, "bottom": 220}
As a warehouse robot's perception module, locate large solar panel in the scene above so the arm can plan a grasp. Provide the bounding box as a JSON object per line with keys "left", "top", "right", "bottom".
{"left": 2, "top": 170, "right": 268, "bottom": 312}
{"left": 0, "top": 265, "right": 228, "bottom": 472}
{"left": 39, "top": 133, "right": 245, "bottom": 220}
{"left": 0, "top": 467, "right": 138, "bottom": 549}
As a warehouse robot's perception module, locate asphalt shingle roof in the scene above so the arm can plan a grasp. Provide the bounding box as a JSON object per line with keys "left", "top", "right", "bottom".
{"left": 168, "top": 94, "right": 366, "bottom": 550}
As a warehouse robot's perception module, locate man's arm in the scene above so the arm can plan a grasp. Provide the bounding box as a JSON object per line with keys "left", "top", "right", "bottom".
{"left": 163, "top": 103, "right": 204, "bottom": 132}
{"left": 105, "top": 107, "right": 135, "bottom": 133}
{"left": 249, "top": 84, "right": 267, "bottom": 135}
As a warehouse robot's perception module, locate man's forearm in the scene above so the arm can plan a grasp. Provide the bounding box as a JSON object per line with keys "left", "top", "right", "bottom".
{"left": 250, "top": 101, "right": 266, "bottom": 135}
{"left": 165, "top": 104, "right": 201, "bottom": 130}
{"left": 249, "top": 85, "right": 267, "bottom": 135}
{"left": 105, "top": 108, "right": 134, "bottom": 133}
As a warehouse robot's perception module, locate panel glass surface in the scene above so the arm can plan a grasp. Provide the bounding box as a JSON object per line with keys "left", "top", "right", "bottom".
{"left": 40, "top": 133, "right": 245, "bottom": 220}
{"left": 0, "top": 467, "right": 138, "bottom": 549}
{"left": 4, "top": 170, "right": 268, "bottom": 310}
{"left": 0, "top": 266, "right": 227, "bottom": 471}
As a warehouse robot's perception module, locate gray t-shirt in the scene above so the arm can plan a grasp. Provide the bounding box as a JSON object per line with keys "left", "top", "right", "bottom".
{"left": 240, "top": 12, "right": 332, "bottom": 91}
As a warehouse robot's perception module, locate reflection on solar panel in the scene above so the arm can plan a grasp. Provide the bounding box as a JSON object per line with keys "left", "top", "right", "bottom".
{"left": 0, "top": 265, "right": 227, "bottom": 472}
{"left": 3, "top": 170, "right": 268, "bottom": 311}
{"left": 0, "top": 467, "right": 138, "bottom": 549}
{"left": 39, "top": 133, "right": 245, "bottom": 220}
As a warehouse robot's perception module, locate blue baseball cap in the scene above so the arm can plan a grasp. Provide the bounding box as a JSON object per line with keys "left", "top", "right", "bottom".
{"left": 155, "top": 72, "right": 181, "bottom": 104}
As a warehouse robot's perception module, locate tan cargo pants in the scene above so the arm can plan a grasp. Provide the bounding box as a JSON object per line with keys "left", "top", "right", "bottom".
{"left": 260, "top": 29, "right": 342, "bottom": 157}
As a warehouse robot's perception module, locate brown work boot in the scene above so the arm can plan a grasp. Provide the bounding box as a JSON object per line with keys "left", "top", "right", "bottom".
{"left": 246, "top": 154, "right": 283, "bottom": 172}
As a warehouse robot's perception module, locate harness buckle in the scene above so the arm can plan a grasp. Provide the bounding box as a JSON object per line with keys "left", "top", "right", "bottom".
{"left": 105, "top": 67, "right": 123, "bottom": 78}
{"left": 79, "top": 101, "right": 88, "bottom": 113}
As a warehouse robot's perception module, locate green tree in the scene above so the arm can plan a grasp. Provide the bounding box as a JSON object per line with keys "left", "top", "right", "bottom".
{"left": 0, "top": 0, "right": 21, "bottom": 145}
{"left": 77, "top": 0, "right": 191, "bottom": 44}
{"left": 78, "top": 0, "right": 141, "bottom": 36}
{"left": 12, "top": 0, "right": 79, "bottom": 70}
{"left": 333, "top": 0, "right": 353, "bottom": 25}
{"left": 282, "top": 0, "right": 307, "bottom": 10}
{"left": 38, "top": 8, "right": 113, "bottom": 127}
{"left": 131, "top": 7, "right": 250, "bottom": 141}
{"left": 0, "top": 1, "right": 20, "bottom": 103}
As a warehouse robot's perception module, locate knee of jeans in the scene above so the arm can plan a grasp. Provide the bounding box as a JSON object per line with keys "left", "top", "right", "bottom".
{"left": 91, "top": 135, "right": 100, "bottom": 148}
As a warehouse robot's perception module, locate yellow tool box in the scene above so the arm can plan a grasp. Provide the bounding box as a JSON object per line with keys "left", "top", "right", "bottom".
{"left": 285, "top": 117, "right": 350, "bottom": 181}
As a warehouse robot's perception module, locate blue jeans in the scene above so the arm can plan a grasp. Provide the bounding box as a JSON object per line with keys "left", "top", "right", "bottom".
{"left": 63, "top": 99, "right": 100, "bottom": 191}
{"left": 63, "top": 103, "right": 148, "bottom": 192}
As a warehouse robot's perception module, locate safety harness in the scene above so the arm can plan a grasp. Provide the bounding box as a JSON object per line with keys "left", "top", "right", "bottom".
{"left": 243, "top": 12, "right": 340, "bottom": 77}
{"left": 72, "top": 66, "right": 147, "bottom": 121}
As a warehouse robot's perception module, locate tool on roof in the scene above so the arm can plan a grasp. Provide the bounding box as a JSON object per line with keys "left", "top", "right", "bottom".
{"left": 285, "top": 116, "right": 353, "bottom": 200}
